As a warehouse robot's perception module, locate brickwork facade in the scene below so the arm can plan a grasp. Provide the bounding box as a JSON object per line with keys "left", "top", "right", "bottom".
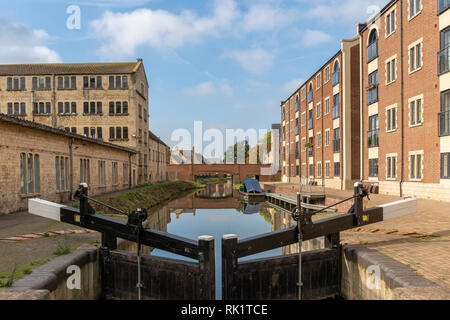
{"left": 281, "top": 38, "right": 361, "bottom": 190}
{"left": 0, "top": 115, "right": 136, "bottom": 214}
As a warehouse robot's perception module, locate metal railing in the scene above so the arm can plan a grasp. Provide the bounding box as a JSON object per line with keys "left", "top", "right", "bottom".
{"left": 438, "top": 46, "right": 450, "bottom": 75}
{"left": 439, "top": 111, "right": 450, "bottom": 136}
{"left": 367, "top": 42, "right": 378, "bottom": 63}
{"left": 367, "top": 129, "right": 379, "bottom": 147}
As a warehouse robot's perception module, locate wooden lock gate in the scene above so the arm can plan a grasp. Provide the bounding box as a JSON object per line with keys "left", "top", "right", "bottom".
{"left": 28, "top": 183, "right": 418, "bottom": 300}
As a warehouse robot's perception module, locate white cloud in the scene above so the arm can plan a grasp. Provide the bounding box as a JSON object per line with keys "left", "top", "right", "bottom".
{"left": 301, "top": 29, "right": 333, "bottom": 47}
{"left": 241, "top": 4, "right": 297, "bottom": 32}
{"left": 0, "top": 19, "right": 61, "bottom": 63}
{"left": 221, "top": 49, "right": 274, "bottom": 74}
{"left": 184, "top": 80, "right": 233, "bottom": 96}
{"left": 90, "top": 0, "right": 239, "bottom": 58}
{"left": 282, "top": 78, "right": 305, "bottom": 94}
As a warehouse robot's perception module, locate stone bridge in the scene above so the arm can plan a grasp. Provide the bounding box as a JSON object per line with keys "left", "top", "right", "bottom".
{"left": 167, "top": 164, "right": 280, "bottom": 184}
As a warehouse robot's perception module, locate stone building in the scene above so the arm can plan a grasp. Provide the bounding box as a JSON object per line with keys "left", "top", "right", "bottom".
{"left": 0, "top": 59, "right": 166, "bottom": 186}
{"left": 148, "top": 129, "right": 168, "bottom": 183}
{"left": 0, "top": 114, "right": 136, "bottom": 214}
{"left": 281, "top": 37, "right": 361, "bottom": 190}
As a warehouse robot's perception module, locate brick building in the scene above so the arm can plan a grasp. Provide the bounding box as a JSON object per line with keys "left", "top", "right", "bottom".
{"left": 0, "top": 59, "right": 167, "bottom": 186}
{"left": 0, "top": 114, "right": 136, "bottom": 214}
{"left": 359, "top": 0, "right": 450, "bottom": 201}
{"left": 281, "top": 37, "right": 361, "bottom": 190}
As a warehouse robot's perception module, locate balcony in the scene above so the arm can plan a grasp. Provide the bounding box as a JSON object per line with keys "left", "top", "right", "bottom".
{"left": 367, "top": 85, "right": 378, "bottom": 105}
{"left": 367, "top": 41, "right": 378, "bottom": 63}
{"left": 438, "top": 0, "right": 450, "bottom": 14}
{"left": 332, "top": 105, "right": 340, "bottom": 119}
{"left": 439, "top": 111, "right": 450, "bottom": 136}
{"left": 307, "top": 118, "right": 313, "bottom": 130}
{"left": 333, "top": 140, "right": 340, "bottom": 153}
{"left": 438, "top": 46, "right": 450, "bottom": 75}
{"left": 367, "top": 129, "right": 379, "bottom": 147}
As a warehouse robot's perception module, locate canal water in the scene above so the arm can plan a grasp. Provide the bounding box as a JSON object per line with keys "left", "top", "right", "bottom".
{"left": 146, "top": 180, "right": 295, "bottom": 300}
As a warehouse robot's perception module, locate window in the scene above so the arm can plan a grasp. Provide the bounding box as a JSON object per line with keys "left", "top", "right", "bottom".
{"left": 334, "top": 162, "right": 341, "bottom": 177}
{"left": 123, "top": 163, "right": 129, "bottom": 185}
{"left": 301, "top": 112, "right": 306, "bottom": 126}
{"left": 97, "top": 127, "right": 103, "bottom": 139}
{"left": 332, "top": 94, "right": 340, "bottom": 119}
{"left": 295, "top": 96, "right": 299, "bottom": 112}
{"left": 317, "top": 162, "right": 322, "bottom": 178}
{"left": 410, "top": 152, "right": 423, "bottom": 180}
{"left": 387, "top": 155, "right": 397, "bottom": 179}
{"left": 386, "top": 106, "right": 397, "bottom": 131}
{"left": 386, "top": 57, "right": 397, "bottom": 84}
{"left": 440, "top": 90, "right": 450, "bottom": 136}
{"left": 20, "top": 153, "right": 40, "bottom": 194}
{"left": 55, "top": 156, "right": 69, "bottom": 191}
{"left": 439, "top": 0, "right": 450, "bottom": 14}
{"left": 33, "top": 102, "right": 50, "bottom": 115}
{"left": 409, "top": 97, "right": 423, "bottom": 126}
{"left": 367, "top": 71, "right": 378, "bottom": 105}
{"left": 325, "top": 129, "right": 330, "bottom": 147}
{"left": 324, "top": 97, "right": 330, "bottom": 115}
{"left": 386, "top": 9, "right": 396, "bottom": 36}
{"left": 71, "top": 76, "right": 76, "bottom": 89}
{"left": 7, "top": 102, "right": 26, "bottom": 116}
{"left": 97, "top": 76, "right": 102, "bottom": 89}
{"left": 83, "top": 101, "right": 102, "bottom": 115}
{"left": 309, "top": 164, "right": 315, "bottom": 177}
{"left": 307, "top": 83, "right": 313, "bottom": 103}
{"left": 316, "top": 73, "right": 321, "bottom": 89}
{"left": 308, "top": 109, "right": 314, "bottom": 130}
{"left": 33, "top": 77, "right": 51, "bottom": 90}
{"left": 324, "top": 66, "right": 330, "bottom": 83}
{"left": 409, "top": 0, "right": 422, "bottom": 19}
{"left": 439, "top": 27, "right": 450, "bottom": 74}
{"left": 98, "top": 161, "right": 106, "bottom": 186}
{"left": 80, "top": 159, "right": 90, "bottom": 185}
{"left": 83, "top": 76, "right": 89, "bottom": 89}
{"left": 368, "top": 115, "right": 379, "bottom": 147}
{"left": 333, "top": 128, "right": 340, "bottom": 153}
{"left": 317, "top": 132, "right": 322, "bottom": 148}
{"left": 325, "top": 162, "right": 331, "bottom": 178}
{"left": 369, "top": 159, "right": 379, "bottom": 177}
{"left": 112, "top": 162, "right": 119, "bottom": 185}
{"left": 409, "top": 41, "right": 422, "bottom": 73}
{"left": 316, "top": 102, "right": 322, "bottom": 119}
{"left": 442, "top": 153, "right": 450, "bottom": 179}
{"left": 332, "top": 61, "right": 340, "bottom": 86}
{"left": 367, "top": 29, "right": 378, "bottom": 63}
{"left": 301, "top": 138, "right": 306, "bottom": 152}
{"left": 7, "top": 77, "right": 25, "bottom": 91}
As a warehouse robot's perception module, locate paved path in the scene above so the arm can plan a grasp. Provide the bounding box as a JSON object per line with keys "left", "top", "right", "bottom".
{"left": 263, "top": 182, "right": 450, "bottom": 289}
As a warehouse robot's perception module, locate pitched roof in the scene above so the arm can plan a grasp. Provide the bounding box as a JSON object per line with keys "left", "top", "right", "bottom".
{"left": 0, "top": 113, "right": 137, "bottom": 154}
{"left": 148, "top": 129, "right": 168, "bottom": 147}
{"left": 0, "top": 62, "right": 141, "bottom": 76}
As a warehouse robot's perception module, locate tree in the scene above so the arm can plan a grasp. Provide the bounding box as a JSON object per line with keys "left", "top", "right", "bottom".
{"left": 223, "top": 140, "right": 250, "bottom": 164}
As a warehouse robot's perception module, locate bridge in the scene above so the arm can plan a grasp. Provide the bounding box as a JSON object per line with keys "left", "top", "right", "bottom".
{"left": 167, "top": 164, "right": 280, "bottom": 184}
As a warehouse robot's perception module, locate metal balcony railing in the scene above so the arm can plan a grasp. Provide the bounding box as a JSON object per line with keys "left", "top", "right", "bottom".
{"left": 438, "top": 46, "right": 450, "bottom": 75}
{"left": 439, "top": 111, "right": 450, "bottom": 136}
{"left": 333, "top": 140, "right": 340, "bottom": 153}
{"left": 367, "top": 129, "right": 379, "bottom": 147}
{"left": 367, "top": 42, "right": 378, "bottom": 63}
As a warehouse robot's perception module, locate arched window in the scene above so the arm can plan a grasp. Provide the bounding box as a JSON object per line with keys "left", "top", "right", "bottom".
{"left": 332, "top": 61, "right": 340, "bottom": 86}
{"left": 307, "top": 83, "right": 313, "bottom": 103}
{"left": 367, "top": 29, "right": 378, "bottom": 62}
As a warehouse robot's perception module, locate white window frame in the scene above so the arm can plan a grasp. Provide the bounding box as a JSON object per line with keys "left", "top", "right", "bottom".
{"left": 325, "top": 129, "right": 331, "bottom": 147}
{"left": 301, "top": 112, "right": 306, "bottom": 126}
{"left": 385, "top": 55, "right": 397, "bottom": 85}
{"left": 386, "top": 104, "right": 398, "bottom": 132}
{"left": 408, "top": 0, "right": 422, "bottom": 21}
{"left": 317, "top": 161, "right": 322, "bottom": 178}
{"left": 324, "top": 65, "right": 330, "bottom": 83}
{"left": 409, "top": 150, "right": 424, "bottom": 181}
{"left": 300, "top": 86, "right": 306, "bottom": 101}
{"left": 408, "top": 38, "right": 423, "bottom": 74}
{"left": 386, "top": 153, "right": 398, "bottom": 180}
{"left": 325, "top": 161, "right": 331, "bottom": 178}
{"left": 316, "top": 102, "right": 322, "bottom": 119}
{"left": 317, "top": 132, "right": 322, "bottom": 149}
{"left": 324, "top": 96, "right": 330, "bottom": 115}
{"left": 316, "top": 73, "right": 321, "bottom": 90}
{"left": 385, "top": 7, "right": 397, "bottom": 38}
{"left": 408, "top": 94, "right": 424, "bottom": 127}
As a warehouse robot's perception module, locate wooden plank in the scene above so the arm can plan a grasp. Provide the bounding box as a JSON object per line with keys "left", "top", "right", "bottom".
{"left": 379, "top": 198, "right": 418, "bottom": 220}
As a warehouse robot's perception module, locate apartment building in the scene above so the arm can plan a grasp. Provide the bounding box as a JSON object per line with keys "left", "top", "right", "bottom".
{"left": 359, "top": 0, "right": 450, "bottom": 201}
{"left": 281, "top": 37, "right": 361, "bottom": 190}
{"left": 0, "top": 59, "right": 164, "bottom": 186}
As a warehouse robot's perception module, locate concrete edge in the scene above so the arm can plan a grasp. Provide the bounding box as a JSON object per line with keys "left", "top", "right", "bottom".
{"left": 6, "top": 248, "right": 98, "bottom": 292}
{"left": 343, "top": 245, "right": 436, "bottom": 289}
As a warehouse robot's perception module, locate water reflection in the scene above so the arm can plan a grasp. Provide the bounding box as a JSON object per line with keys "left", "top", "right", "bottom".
{"left": 123, "top": 182, "right": 299, "bottom": 299}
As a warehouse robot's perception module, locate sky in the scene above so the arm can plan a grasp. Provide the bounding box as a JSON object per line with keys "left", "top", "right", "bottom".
{"left": 0, "top": 0, "right": 390, "bottom": 150}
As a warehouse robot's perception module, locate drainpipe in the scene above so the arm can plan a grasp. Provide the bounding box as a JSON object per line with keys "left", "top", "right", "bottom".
{"left": 359, "top": 31, "right": 364, "bottom": 184}
{"left": 340, "top": 54, "right": 344, "bottom": 191}
{"left": 129, "top": 153, "right": 132, "bottom": 189}
{"left": 399, "top": 0, "right": 405, "bottom": 197}
{"left": 69, "top": 138, "right": 74, "bottom": 200}
{"left": 52, "top": 74, "right": 57, "bottom": 128}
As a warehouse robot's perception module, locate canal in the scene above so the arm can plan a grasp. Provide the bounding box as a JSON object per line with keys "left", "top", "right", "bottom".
{"left": 144, "top": 180, "right": 295, "bottom": 300}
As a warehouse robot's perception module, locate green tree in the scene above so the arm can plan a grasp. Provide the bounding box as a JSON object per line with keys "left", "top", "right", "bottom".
{"left": 224, "top": 140, "right": 250, "bottom": 164}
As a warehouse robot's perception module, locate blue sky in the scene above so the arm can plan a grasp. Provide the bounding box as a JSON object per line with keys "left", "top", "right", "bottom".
{"left": 0, "top": 0, "right": 389, "bottom": 148}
